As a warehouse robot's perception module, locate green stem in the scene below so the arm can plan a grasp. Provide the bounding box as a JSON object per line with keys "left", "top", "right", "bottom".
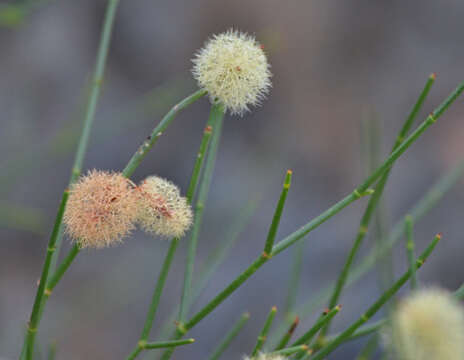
{"left": 263, "top": 170, "right": 292, "bottom": 255}
{"left": 341, "top": 319, "right": 387, "bottom": 343}
{"left": 156, "top": 199, "right": 258, "bottom": 341}
{"left": 127, "top": 339, "right": 194, "bottom": 360}
{"left": 140, "top": 239, "right": 179, "bottom": 341}
{"left": 22, "top": 1, "right": 121, "bottom": 357}
{"left": 178, "top": 103, "right": 224, "bottom": 323}
{"left": 270, "top": 345, "right": 309, "bottom": 357}
{"left": 24, "top": 190, "right": 69, "bottom": 360}
{"left": 46, "top": 244, "right": 80, "bottom": 293}
{"left": 122, "top": 89, "right": 207, "bottom": 178}
{"left": 274, "top": 315, "right": 299, "bottom": 351}
{"left": 144, "top": 339, "right": 195, "bottom": 349}
{"left": 185, "top": 255, "right": 268, "bottom": 332}
{"left": 267, "top": 159, "right": 464, "bottom": 349}
{"left": 320, "top": 73, "right": 437, "bottom": 337}
{"left": 161, "top": 80, "right": 464, "bottom": 360}
{"left": 309, "top": 234, "right": 441, "bottom": 360}
{"left": 126, "top": 105, "right": 223, "bottom": 360}
{"left": 185, "top": 125, "right": 213, "bottom": 202}
{"left": 405, "top": 215, "right": 417, "bottom": 289}
{"left": 251, "top": 306, "right": 278, "bottom": 356}
{"left": 292, "top": 306, "right": 341, "bottom": 347}
{"left": 207, "top": 312, "right": 250, "bottom": 360}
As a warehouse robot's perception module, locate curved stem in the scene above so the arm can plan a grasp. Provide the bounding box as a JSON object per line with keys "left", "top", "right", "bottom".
{"left": 122, "top": 89, "right": 207, "bottom": 178}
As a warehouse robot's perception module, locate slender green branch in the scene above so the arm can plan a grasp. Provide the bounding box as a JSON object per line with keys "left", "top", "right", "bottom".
{"left": 266, "top": 159, "right": 464, "bottom": 349}
{"left": 251, "top": 306, "right": 278, "bottom": 356}
{"left": 24, "top": 190, "right": 69, "bottom": 360}
{"left": 292, "top": 306, "right": 341, "bottom": 347}
{"left": 22, "top": 1, "right": 122, "bottom": 357}
{"left": 320, "top": 74, "right": 437, "bottom": 337}
{"left": 405, "top": 215, "right": 417, "bottom": 289}
{"left": 157, "top": 199, "right": 258, "bottom": 340}
{"left": 364, "top": 117, "right": 394, "bottom": 295}
{"left": 178, "top": 103, "right": 224, "bottom": 323}
{"left": 122, "top": 89, "right": 207, "bottom": 178}
{"left": 272, "top": 98, "right": 447, "bottom": 259}
{"left": 144, "top": 339, "right": 195, "bottom": 349}
{"left": 342, "top": 319, "right": 387, "bottom": 343}
{"left": 184, "top": 255, "right": 268, "bottom": 332}
{"left": 46, "top": 243, "right": 81, "bottom": 294}
{"left": 186, "top": 125, "right": 213, "bottom": 202}
{"left": 269, "top": 345, "right": 309, "bottom": 357}
{"left": 161, "top": 80, "right": 464, "bottom": 360}
{"left": 263, "top": 170, "right": 292, "bottom": 255}
{"left": 72, "top": 1, "right": 120, "bottom": 181}
{"left": 140, "top": 240, "right": 179, "bottom": 342}
{"left": 274, "top": 315, "right": 299, "bottom": 351}
{"left": 208, "top": 312, "right": 250, "bottom": 360}
{"left": 127, "top": 339, "right": 195, "bottom": 360}
{"left": 125, "top": 112, "right": 221, "bottom": 360}
{"left": 309, "top": 234, "right": 441, "bottom": 360}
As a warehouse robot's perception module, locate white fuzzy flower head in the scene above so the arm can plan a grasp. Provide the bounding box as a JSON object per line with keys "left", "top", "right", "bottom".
{"left": 243, "top": 354, "right": 287, "bottom": 360}
{"left": 390, "top": 288, "right": 464, "bottom": 360}
{"left": 192, "top": 29, "right": 272, "bottom": 115}
{"left": 136, "top": 176, "right": 193, "bottom": 238}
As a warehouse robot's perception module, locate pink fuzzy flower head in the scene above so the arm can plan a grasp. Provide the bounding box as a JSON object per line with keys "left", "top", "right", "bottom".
{"left": 136, "top": 176, "right": 193, "bottom": 238}
{"left": 63, "top": 170, "right": 137, "bottom": 249}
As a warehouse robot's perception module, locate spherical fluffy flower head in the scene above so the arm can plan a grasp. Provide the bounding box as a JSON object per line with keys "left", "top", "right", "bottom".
{"left": 136, "top": 176, "right": 193, "bottom": 238}
{"left": 391, "top": 288, "right": 464, "bottom": 360}
{"left": 63, "top": 170, "right": 137, "bottom": 249}
{"left": 243, "top": 354, "right": 287, "bottom": 360}
{"left": 192, "top": 29, "right": 271, "bottom": 115}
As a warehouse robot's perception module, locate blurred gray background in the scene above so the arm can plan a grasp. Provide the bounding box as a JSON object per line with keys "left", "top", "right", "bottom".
{"left": 1, "top": 0, "right": 464, "bottom": 359}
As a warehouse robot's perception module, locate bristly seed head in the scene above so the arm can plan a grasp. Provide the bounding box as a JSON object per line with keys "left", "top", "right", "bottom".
{"left": 63, "top": 170, "right": 137, "bottom": 249}
{"left": 136, "top": 176, "right": 193, "bottom": 238}
{"left": 388, "top": 287, "right": 464, "bottom": 360}
{"left": 192, "top": 29, "right": 272, "bottom": 116}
